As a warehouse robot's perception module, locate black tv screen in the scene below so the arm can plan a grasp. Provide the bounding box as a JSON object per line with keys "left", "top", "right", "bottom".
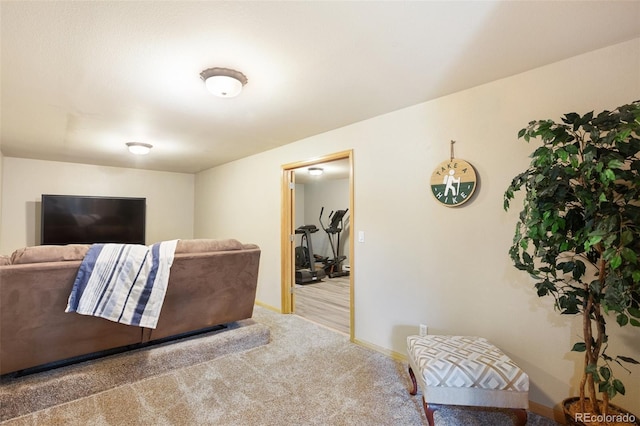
{"left": 41, "top": 195, "right": 146, "bottom": 245}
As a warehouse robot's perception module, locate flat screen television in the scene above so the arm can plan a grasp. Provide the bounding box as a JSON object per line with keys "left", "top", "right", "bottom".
{"left": 41, "top": 195, "right": 146, "bottom": 245}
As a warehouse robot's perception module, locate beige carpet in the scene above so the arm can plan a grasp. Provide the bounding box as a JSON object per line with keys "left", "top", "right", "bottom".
{"left": 0, "top": 318, "right": 270, "bottom": 422}
{"left": 1, "top": 306, "right": 559, "bottom": 425}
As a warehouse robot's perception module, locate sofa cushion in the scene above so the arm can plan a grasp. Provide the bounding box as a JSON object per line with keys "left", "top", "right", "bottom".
{"left": 10, "top": 244, "right": 90, "bottom": 265}
{"left": 175, "top": 239, "right": 244, "bottom": 254}
{"left": 0, "top": 255, "right": 11, "bottom": 266}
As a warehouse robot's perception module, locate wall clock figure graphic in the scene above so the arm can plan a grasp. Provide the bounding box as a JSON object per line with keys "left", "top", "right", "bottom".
{"left": 430, "top": 158, "right": 477, "bottom": 207}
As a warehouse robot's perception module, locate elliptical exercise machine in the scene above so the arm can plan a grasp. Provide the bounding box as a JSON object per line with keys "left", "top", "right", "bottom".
{"left": 318, "top": 207, "right": 350, "bottom": 278}
{"left": 294, "top": 224, "right": 326, "bottom": 284}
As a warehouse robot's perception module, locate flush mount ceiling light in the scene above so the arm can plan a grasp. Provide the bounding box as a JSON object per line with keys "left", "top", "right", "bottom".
{"left": 308, "top": 167, "right": 324, "bottom": 176}
{"left": 126, "top": 142, "right": 153, "bottom": 155}
{"left": 200, "top": 67, "right": 248, "bottom": 98}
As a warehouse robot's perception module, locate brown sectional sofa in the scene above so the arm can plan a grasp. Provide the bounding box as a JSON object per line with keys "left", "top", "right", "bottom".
{"left": 0, "top": 239, "right": 260, "bottom": 375}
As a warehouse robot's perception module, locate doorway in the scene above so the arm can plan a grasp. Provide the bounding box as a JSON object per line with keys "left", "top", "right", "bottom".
{"left": 281, "top": 150, "right": 354, "bottom": 339}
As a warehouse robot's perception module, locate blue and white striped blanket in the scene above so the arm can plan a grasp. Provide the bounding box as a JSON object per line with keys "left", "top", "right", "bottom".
{"left": 65, "top": 240, "right": 178, "bottom": 329}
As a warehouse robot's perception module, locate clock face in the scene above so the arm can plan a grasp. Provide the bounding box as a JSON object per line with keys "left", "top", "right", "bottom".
{"left": 430, "top": 159, "right": 477, "bottom": 207}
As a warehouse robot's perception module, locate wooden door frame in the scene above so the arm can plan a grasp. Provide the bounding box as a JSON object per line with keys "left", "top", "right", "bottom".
{"left": 281, "top": 150, "right": 354, "bottom": 340}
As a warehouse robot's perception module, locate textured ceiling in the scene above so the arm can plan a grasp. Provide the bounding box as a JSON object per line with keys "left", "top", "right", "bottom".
{"left": 1, "top": 1, "right": 639, "bottom": 173}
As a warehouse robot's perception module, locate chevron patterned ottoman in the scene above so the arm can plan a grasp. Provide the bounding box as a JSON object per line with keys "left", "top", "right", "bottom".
{"left": 407, "top": 335, "right": 529, "bottom": 426}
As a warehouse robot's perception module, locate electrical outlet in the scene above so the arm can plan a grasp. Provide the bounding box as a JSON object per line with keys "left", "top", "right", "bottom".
{"left": 419, "top": 324, "right": 428, "bottom": 337}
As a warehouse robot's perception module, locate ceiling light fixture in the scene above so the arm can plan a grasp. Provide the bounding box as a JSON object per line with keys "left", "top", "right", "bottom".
{"left": 308, "top": 167, "right": 324, "bottom": 176}
{"left": 126, "top": 142, "right": 153, "bottom": 155}
{"left": 200, "top": 67, "right": 248, "bottom": 98}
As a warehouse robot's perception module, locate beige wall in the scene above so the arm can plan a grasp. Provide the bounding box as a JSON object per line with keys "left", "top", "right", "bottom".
{"left": 194, "top": 38, "right": 640, "bottom": 412}
{"left": 0, "top": 158, "right": 195, "bottom": 254}
{"left": 0, "top": 151, "right": 3, "bottom": 242}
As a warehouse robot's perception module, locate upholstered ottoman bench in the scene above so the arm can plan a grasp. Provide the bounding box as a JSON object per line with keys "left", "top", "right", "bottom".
{"left": 407, "top": 335, "right": 529, "bottom": 426}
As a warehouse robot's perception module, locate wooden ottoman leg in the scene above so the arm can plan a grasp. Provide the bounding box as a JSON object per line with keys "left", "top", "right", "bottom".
{"left": 512, "top": 408, "right": 527, "bottom": 426}
{"left": 423, "top": 399, "right": 436, "bottom": 426}
{"left": 408, "top": 366, "right": 418, "bottom": 395}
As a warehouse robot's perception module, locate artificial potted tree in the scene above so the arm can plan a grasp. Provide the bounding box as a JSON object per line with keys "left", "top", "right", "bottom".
{"left": 504, "top": 100, "right": 640, "bottom": 425}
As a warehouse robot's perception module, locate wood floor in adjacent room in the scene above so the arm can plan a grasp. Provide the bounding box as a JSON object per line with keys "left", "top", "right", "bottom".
{"left": 293, "top": 275, "right": 350, "bottom": 335}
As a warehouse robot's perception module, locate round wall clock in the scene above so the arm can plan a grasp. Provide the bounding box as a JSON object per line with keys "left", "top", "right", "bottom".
{"left": 430, "top": 158, "right": 477, "bottom": 207}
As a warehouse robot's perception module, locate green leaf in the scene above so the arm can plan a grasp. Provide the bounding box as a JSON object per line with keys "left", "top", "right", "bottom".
{"left": 573, "top": 260, "right": 586, "bottom": 280}
{"left": 613, "top": 379, "right": 626, "bottom": 395}
{"left": 629, "top": 307, "right": 640, "bottom": 319}
{"left": 561, "top": 262, "right": 574, "bottom": 273}
{"left": 631, "top": 318, "right": 640, "bottom": 327}
{"left": 617, "top": 313, "right": 628, "bottom": 326}
{"left": 585, "top": 235, "right": 603, "bottom": 250}
{"left": 557, "top": 148, "right": 569, "bottom": 162}
{"left": 559, "top": 294, "right": 580, "bottom": 314}
{"left": 563, "top": 112, "right": 580, "bottom": 125}
{"left": 621, "top": 248, "right": 637, "bottom": 264}
{"left": 610, "top": 254, "right": 622, "bottom": 269}
{"left": 621, "top": 230, "right": 634, "bottom": 245}
{"left": 618, "top": 355, "right": 640, "bottom": 365}
{"left": 572, "top": 342, "right": 586, "bottom": 352}
{"left": 599, "top": 366, "right": 611, "bottom": 381}
{"left": 608, "top": 159, "right": 625, "bottom": 169}
{"left": 604, "top": 168, "right": 616, "bottom": 182}
{"left": 603, "top": 247, "right": 616, "bottom": 261}
{"left": 536, "top": 279, "right": 555, "bottom": 297}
